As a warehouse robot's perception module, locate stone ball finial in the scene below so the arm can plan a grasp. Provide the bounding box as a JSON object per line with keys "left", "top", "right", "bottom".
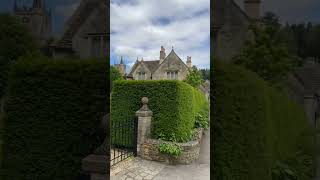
{"left": 142, "top": 97, "right": 148, "bottom": 104}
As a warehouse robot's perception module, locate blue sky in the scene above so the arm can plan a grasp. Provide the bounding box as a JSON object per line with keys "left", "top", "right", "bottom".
{"left": 110, "top": 0, "right": 211, "bottom": 70}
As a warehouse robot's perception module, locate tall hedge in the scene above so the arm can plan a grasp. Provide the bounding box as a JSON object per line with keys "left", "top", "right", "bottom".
{"left": 111, "top": 80, "right": 208, "bottom": 143}
{"left": 213, "top": 60, "right": 314, "bottom": 180}
{"left": 0, "top": 58, "right": 109, "bottom": 180}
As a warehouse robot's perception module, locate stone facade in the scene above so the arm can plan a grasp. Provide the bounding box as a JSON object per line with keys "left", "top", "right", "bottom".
{"left": 13, "top": 0, "right": 52, "bottom": 46}
{"left": 114, "top": 56, "right": 126, "bottom": 76}
{"left": 52, "top": 0, "right": 108, "bottom": 59}
{"left": 127, "top": 47, "right": 191, "bottom": 80}
{"left": 286, "top": 60, "right": 320, "bottom": 128}
{"left": 140, "top": 128, "right": 203, "bottom": 165}
{"left": 213, "top": 0, "right": 260, "bottom": 61}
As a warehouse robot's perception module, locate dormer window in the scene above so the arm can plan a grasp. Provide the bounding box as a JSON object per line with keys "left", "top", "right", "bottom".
{"left": 167, "top": 71, "right": 178, "bottom": 80}
{"left": 138, "top": 72, "right": 146, "bottom": 80}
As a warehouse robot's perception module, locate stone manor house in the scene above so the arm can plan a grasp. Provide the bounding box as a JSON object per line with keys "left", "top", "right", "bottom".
{"left": 115, "top": 46, "right": 192, "bottom": 80}
{"left": 13, "top": 0, "right": 52, "bottom": 46}
{"left": 51, "top": 0, "right": 108, "bottom": 59}
{"left": 213, "top": 0, "right": 261, "bottom": 61}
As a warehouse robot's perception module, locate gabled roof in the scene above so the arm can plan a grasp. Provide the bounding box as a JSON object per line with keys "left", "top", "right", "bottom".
{"left": 128, "top": 49, "right": 189, "bottom": 77}
{"left": 53, "top": 0, "right": 107, "bottom": 49}
{"left": 213, "top": 0, "right": 250, "bottom": 29}
{"left": 153, "top": 49, "right": 189, "bottom": 72}
{"left": 143, "top": 60, "right": 160, "bottom": 73}
{"left": 128, "top": 60, "right": 160, "bottom": 77}
{"left": 294, "top": 61, "right": 320, "bottom": 95}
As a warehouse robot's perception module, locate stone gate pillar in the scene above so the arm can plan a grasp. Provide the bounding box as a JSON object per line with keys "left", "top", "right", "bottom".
{"left": 136, "top": 97, "right": 153, "bottom": 155}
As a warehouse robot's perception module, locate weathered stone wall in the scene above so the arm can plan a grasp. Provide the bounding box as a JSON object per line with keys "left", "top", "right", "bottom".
{"left": 213, "top": 0, "right": 252, "bottom": 61}
{"left": 152, "top": 55, "right": 189, "bottom": 80}
{"left": 139, "top": 128, "right": 203, "bottom": 164}
{"left": 73, "top": 3, "right": 108, "bottom": 59}
{"left": 132, "top": 63, "right": 152, "bottom": 80}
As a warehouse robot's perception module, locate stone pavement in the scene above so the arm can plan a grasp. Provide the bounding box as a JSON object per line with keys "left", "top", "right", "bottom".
{"left": 111, "top": 129, "right": 210, "bottom": 180}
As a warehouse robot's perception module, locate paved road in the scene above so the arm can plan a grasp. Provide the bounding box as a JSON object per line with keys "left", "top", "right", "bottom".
{"left": 111, "top": 129, "right": 210, "bottom": 180}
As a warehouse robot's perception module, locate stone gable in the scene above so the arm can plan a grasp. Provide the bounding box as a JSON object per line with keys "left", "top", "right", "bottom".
{"left": 127, "top": 47, "right": 191, "bottom": 80}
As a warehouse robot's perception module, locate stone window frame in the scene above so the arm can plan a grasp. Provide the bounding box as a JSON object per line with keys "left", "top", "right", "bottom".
{"left": 166, "top": 71, "right": 178, "bottom": 80}
{"left": 87, "top": 33, "right": 108, "bottom": 58}
{"left": 137, "top": 72, "right": 146, "bottom": 80}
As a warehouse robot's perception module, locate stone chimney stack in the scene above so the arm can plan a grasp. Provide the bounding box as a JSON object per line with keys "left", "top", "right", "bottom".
{"left": 159, "top": 46, "right": 166, "bottom": 64}
{"left": 186, "top": 56, "right": 192, "bottom": 68}
{"left": 244, "top": 0, "right": 261, "bottom": 20}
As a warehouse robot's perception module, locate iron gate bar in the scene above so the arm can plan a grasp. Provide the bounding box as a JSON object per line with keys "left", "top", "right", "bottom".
{"left": 110, "top": 117, "right": 138, "bottom": 166}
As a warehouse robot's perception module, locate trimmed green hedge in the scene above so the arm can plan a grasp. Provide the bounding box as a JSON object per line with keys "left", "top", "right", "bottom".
{"left": 0, "top": 58, "right": 108, "bottom": 180}
{"left": 213, "top": 60, "right": 314, "bottom": 180}
{"left": 111, "top": 80, "right": 208, "bottom": 143}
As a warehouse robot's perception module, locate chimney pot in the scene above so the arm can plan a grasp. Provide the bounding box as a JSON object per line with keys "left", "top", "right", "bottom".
{"left": 160, "top": 46, "right": 166, "bottom": 64}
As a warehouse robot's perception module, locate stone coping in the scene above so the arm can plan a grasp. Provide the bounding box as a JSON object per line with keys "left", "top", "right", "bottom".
{"left": 139, "top": 128, "right": 204, "bottom": 164}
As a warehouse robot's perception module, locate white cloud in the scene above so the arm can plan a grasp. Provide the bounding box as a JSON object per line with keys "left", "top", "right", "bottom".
{"left": 111, "top": 0, "right": 210, "bottom": 68}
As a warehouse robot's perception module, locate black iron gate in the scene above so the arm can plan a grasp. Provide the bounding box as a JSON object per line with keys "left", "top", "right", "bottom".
{"left": 110, "top": 117, "right": 138, "bottom": 166}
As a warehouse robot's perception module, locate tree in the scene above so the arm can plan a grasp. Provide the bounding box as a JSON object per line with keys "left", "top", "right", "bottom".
{"left": 185, "top": 66, "right": 203, "bottom": 88}
{"left": 233, "top": 23, "right": 301, "bottom": 85}
{"left": 111, "top": 66, "right": 123, "bottom": 82}
{"left": 199, "top": 69, "right": 210, "bottom": 80}
{"left": 0, "top": 13, "right": 38, "bottom": 61}
{"left": 0, "top": 13, "right": 38, "bottom": 97}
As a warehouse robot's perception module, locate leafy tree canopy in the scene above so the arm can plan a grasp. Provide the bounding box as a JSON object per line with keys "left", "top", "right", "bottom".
{"left": 0, "top": 13, "right": 38, "bottom": 61}
{"left": 0, "top": 13, "right": 39, "bottom": 97}
{"left": 184, "top": 66, "right": 204, "bottom": 88}
{"left": 111, "top": 66, "right": 123, "bottom": 82}
{"left": 233, "top": 14, "right": 301, "bottom": 85}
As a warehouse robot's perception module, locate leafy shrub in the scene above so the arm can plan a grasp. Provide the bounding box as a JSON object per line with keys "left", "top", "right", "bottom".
{"left": 111, "top": 66, "right": 123, "bottom": 82}
{"left": 158, "top": 142, "right": 182, "bottom": 157}
{"left": 0, "top": 58, "right": 109, "bottom": 180}
{"left": 184, "top": 66, "right": 203, "bottom": 88}
{"left": 272, "top": 161, "right": 297, "bottom": 180}
{"left": 194, "top": 109, "right": 209, "bottom": 129}
{"left": 213, "top": 60, "right": 314, "bottom": 180}
{"left": 111, "top": 80, "right": 208, "bottom": 143}
{"left": 0, "top": 14, "right": 38, "bottom": 98}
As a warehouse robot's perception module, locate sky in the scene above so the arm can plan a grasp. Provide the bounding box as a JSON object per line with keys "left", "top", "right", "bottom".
{"left": 110, "top": 0, "right": 211, "bottom": 70}
{"left": 1, "top": 0, "right": 320, "bottom": 69}
{"left": 234, "top": 0, "right": 320, "bottom": 24}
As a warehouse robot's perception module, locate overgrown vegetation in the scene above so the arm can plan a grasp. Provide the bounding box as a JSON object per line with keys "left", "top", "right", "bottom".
{"left": 212, "top": 60, "right": 314, "bottom": 180}
{"left": 184, "top": 66, "right": 204, "bottom": 88}
{"left": 111, "top": 66, "right": 124, "bottom": 82}
{"left": 233, "top": 14, "right": 301, "bottom": 84}
{"left": 194, "top": 108, "right": 209, "bottom": 129}
{"left": 111, "top": 80, "right": 208, "bottom": 143}
{"left": 0, "top": 13, "right": 38, "bottom": 98}
{"left": 0, "top": 58, "right": 108, "bottom": 180}
{"left": 158, "top": 142, "right": 182, "bottom": 158}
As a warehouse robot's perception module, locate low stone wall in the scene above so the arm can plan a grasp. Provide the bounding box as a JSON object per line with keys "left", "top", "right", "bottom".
{"left": 139, "top": 128, "right": 203, "bottom": 164}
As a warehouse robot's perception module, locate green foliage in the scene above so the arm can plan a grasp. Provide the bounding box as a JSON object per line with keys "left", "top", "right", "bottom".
{"left": 272, "top": 161, "right": 297, "bottom": 180}
{"left": 0, "top": 58, "right": 109, "bottom": 180}
{"left": 233, "top": 22, "right": 301, "bottom": 84}
{"left": 158, "top": 142, "right": 182, "bottom": 157}
{"left": 0, "top": 14, "right": 38, "bottom": 98}
{"left": 213, "top": 60, "right": 314, "bottom": 180}
{"left": 111, "top": 80, "right": 208, "bottom": 143}
{"left": 111, "top": 66, "right": 123, "bottom": 82}
{"left": 185, "top": 66, "right": 204, "bottom": 88}
{"left": 194, "top": 108, "right": 209, "bottom": 129}
{"left": 199, "top": 68, "right": 210, "bottom": 80}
